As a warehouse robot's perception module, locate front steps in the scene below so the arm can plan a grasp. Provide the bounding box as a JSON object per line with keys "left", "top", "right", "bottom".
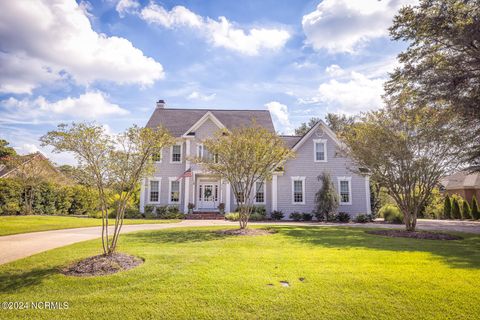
{"left": 185, "top": 212, "right": 225, "bottom": 220}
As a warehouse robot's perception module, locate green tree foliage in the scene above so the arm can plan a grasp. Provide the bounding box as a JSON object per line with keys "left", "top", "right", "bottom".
{"left": 471, "top": 196, "right": 480, "bottom": 220}
{"left": 294, "top": 117, "right": 320, "bottom": 136}
{"left": 422, "top": 187, "right": 444, "bottom": 219}
{"left": 443, "top": 195, "right": 452, "bottom": 219}
{"left": 324, "top": 113, "right": 355, "bottom": 134}
{"left": 314, "top": 172, "right": 339, "bottom": 221}
{"left": 341, "top": 105, "right": 466, "bottom": 231}
{"left": 0, "top": 178, "right": 22, "bottom": 215}
{"left": 0, "top": 139, "right": 17, "bottom": 162}
{"left": 462, "top": 200, "right": 472, "bottom": 219}
{"left": 198, "top": 124, "right": 295, "bottom": 229}
{"left": 41, "top": 123, "right": 174, "bottom": 254}
{"left": 451, "top": 197, "right": 462, "bottom": 219}
{"left": 387, "top": 0, "right": 480, "bottom": 170}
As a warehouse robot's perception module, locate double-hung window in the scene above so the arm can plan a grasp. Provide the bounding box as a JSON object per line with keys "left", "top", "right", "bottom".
{"left": 292, "top": 177, "right": 305, "bottom": 204}
{"left": 313, "top": 139, "right": 327, "bottom": 162}
{"left": 171, "top": 144, "right": 182, "bottom": 163}
{"left": 149, "top": 180, "right": 160, "bottom": 203}
{"left": 338, "top": 177, "right": 352, "bottom": 205}
{"left": 169, "top": 178, "right": 180, "bottom": 204}
{"left": 255, "top": 181, "right": 265, "bottom": 204}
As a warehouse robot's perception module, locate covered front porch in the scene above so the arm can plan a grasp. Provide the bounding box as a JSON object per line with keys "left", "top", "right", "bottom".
{"left": 185, "top": 173, "right": 231, "bottom": 214}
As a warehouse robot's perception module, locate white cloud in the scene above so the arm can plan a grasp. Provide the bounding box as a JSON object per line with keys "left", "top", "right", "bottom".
{"left": 116, "top": 0, "right": 140, "bottom": 17}
{"left": 138, "top": 2, "right": 290, "bottom": 55}
{"left": 187, "top": 91, "right": 216, "bottom": 101}
{"left": 298, "top": 65, "right": 384, "bottom": 114}
{"left": 1, "top": 91, "right": 128, "bottom": 123}
{"left": 19, "top": 143, "right": 41, "bottom": 154}
{"left": 0, "top": 0, "right": 164, "bottom": 94}
{"left": 302, "top": 0, "right": 417, "bottom": 53}
{"left": 265, "top": 101, "right": 293, "bottom": 134}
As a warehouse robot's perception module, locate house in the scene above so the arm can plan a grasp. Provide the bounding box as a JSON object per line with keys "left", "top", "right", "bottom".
{"left": 139, "top": 100, "right": 371, "bottom": 218}
{"left": 440, "top": 171, "right": 480, "bottom": 203}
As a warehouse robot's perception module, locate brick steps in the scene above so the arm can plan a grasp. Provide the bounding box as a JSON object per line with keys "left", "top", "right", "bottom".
{"left": 185, "top": 212, "right": 225, "bottom": 220}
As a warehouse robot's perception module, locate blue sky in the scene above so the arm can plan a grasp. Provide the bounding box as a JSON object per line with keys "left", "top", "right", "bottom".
{"left": 0, "top": 0, "right": 415, "bottom": 164}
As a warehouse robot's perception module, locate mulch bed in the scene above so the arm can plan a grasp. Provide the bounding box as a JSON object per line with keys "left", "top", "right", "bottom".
{"left": 62, "top": 253, "right": 143, "bottom": 277}
{"left": 217, "top": 228, "right": 276, "bottom": 236}
{"left": 366, "top": 229, "right": 462, "bottom": 240}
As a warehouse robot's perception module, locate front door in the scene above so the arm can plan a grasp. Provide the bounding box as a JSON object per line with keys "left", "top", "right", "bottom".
{"left": 198, "top": 183, "right": 219, "bottom": 210}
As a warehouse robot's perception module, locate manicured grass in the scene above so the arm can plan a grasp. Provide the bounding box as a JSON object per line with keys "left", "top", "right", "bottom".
{"left": 0, "top": 215, "right": 179, "bottom": 236}
{"left": 1, "top": 226, "right": 479, "bottom": 319}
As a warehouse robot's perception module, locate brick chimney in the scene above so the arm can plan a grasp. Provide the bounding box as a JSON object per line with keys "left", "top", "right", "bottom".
{"left": 156, "top": 99, "right": 165, "bottom": 109}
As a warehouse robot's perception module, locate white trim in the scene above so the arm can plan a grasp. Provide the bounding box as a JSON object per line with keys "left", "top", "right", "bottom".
{"left": 337, "top": 176, "right": 352, "bottom": 205}
{"left": 225, "top": 182, "right": 231, "bottom": 213}
{"left": 184, "top": 176, "right": 190, "bottom": 212}
{"left": 147, "top": 178, "right": 161, "bottom": 204}
{"left": 182, "top": 111, "right": 226, "bottom": 137}
{"left": 170, "top": 143, "right": 182, "bottom": 164}
{"left": 291, "top": 176, "right": 306, "bottom": 205}
{"left": 185, "top": 140, "right": 191, "bottom": 168}
{"left": 196, "top": 143, "right": 204, "bottom": 158}
{"left": 313, "top": 139, "right": 327, "bottom": 162}
{"left": 292, "top": 120, "right": 343, "bottom": 152}
{"left": 365, "top": 176, "right": 371, "bottom": 214}
{"left": 272, "top": 175, "right": 278, "bottom": 211}
{"left": 139, "top": 178, "right": 146, "bottom": 213}
{"left": 254, "top": 180, "right": 266, "bottom": 204}
{"left": 168, "top": 177, "right": 181, "bottom": 204}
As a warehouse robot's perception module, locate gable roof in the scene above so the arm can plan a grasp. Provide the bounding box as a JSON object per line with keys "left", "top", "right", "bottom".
{"left": 0, "top": 152, "right": 61, "bottom": 178}
{"left": 146, "top": 108, "right": 275, "bottom": 137}
{"left": 291, "top": 120, "right": 343, "bottom": 151}
{"left": 280, "top": 135, "right": 302, "bottom": 149}
{"left": 441, "top": 171, "right": 480, "bottom": 190}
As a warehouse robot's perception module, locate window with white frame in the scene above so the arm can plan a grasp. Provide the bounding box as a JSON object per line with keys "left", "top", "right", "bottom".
{"left": 196, "top": 144, "right": 204, "bottom": 158}
{"left": 149, "top": 180, "right": 160, "bottom": 203}
{"left": 197, "top": 143, "right": 217, "bottom": 163}
{"left": 292, "top": 177, "right": 305, "bottom": 204}
{"left": 151, "top": 148, "right": 162, "bottom": 162}
{"left": 338, "top": 177, "right": 352, "bottom": 205}
{"left": 171, "top": 144, "right": 182, "bottom": 163}
{"left": 314, "top": 139, "right": 327, "bottom": 162}
{"left": 169, "top": 179, "right": 180, "bottom": 203}
{"left": 255, "top": 181, "right": 265, "bottom": 203}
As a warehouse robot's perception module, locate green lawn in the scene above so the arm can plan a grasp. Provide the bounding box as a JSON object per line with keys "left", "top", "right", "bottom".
{"left": 0, "top": 216, "right": 180, "bottom": 236}
{"left": 1, "top": 226, "right": 479, "bottom": 319}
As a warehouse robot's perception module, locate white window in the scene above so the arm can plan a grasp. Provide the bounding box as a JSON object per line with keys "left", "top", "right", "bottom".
{"left": 313, "top": 139, "right": 327, "bottom": 162}
{"left": 169, "top": 178, "right": 181, "bottom": 204}
{"left": 149, "top": 179, "right": 161, "bottom": 203}
{"left": 291, "top": 177, "right": 306, "bottom": 204}
{"left": 197, "top": 143, "right": 217, "bottom": 163}
{"left": 196, "top": 144, "right": 204, "bottom": 158}
{"left": 151, "top": 148, "right": 162, "bottom": 162}
{"left": 254, "top": 181, "right": 265, "bottom": 204}
{"left": 171, "top": 144, "right": 182, "bottom": 163}
{"left": 338, "top": 177, "right": 352, "bottom": 205}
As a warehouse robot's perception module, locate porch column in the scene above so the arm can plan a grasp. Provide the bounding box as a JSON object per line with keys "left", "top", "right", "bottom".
{"left": 225, "top": 182, "right": 231, "bottom": 213}
{"left": 139, "top": 178, "right": 146, "bottom": 213}
{"left": 272, "top": 175, "right": 278, "bottom": 211}
{"left": 365, "top": 176, "right": 371, "bottom": 215}
{"left": 184, "top": 177, "right": 190, "bottom": 213}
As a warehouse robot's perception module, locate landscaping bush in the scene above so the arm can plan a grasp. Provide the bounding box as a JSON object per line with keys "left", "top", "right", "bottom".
{"left": 302, "top": 212, "right": 313, "bottom": 221}
{"left": 271, "top": 210, "right": 284, "bottom": 220}
{"left": 472, "top": 196, "right": 480, "bottom": 220}
{"left": 451, "top": 197, "right": 462, "bottom": 219}
{"left": 0, "top": 178, "right": 22, "bottom": 215}
{"left": 335, "top": 212, "right": 351, "bottom": 223}
{"left": 125, "top": 208, "right": 142, "bottom": 219}
{"left": 249, "top": 213, "right": 265, "bottom": 221}
{"left": 225, "top": 212, "right": 239, "bottom": 221}
{"left": 423, "top": 187, "right": 444, "bottom": 219}
{"left": 253, "top": 205, "right": 266, "bottom": 217}
{"left": 461, "top": 200, "right": 471, "bottom": 219}
{"left": 289, "top": 212, "right": 302, "bottom": 221}
{"left": 380, "top": 204, "right": 403, "bottom": 224}
{"left": 157, "top": 205, "right": 183, "bottom": 219}
{"left": 443, "top": 195, "right": 452, "bottom": 219}
{"left": 314, "top": 172, "right": 339, "bottom": 221}
{"left": 354, "top": 214, "right": 369, "bottom": 223}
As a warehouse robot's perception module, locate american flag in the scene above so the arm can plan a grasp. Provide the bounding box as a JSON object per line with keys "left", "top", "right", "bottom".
{"left": 176, "top": 168, "right": 192, "bottom": 181}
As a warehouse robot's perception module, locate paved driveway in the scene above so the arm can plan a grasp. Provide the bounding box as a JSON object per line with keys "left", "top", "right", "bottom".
{"left": 1, "top": 219, "right": 479, "bottom": 265}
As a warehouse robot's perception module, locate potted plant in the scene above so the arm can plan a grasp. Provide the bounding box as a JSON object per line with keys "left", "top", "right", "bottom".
{"left": 218, "top": 203, "right": 225, "bottom": 215}
{"left": 187, "top": 202, "right": 195, "bottom": 214}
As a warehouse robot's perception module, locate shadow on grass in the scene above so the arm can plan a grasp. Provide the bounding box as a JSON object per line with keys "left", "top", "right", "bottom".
{"left": 126, "top": 228, "right": 235, "bottom": 244}
{"left": 274, "top": 226, "right": 480, "bottom": 269}
{"left": 0, "top": 268, "right": 57, "bottom": 293}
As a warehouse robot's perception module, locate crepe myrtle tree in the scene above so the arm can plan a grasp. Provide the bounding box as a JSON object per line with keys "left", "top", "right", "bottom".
{"left": 340, "top": 105, "right": 466, "bottom": 231}
{"left": 196, "top": 124, "right": 295, "bottom": 229}
{"left": 41, "top": 123, "right": 174, "bottom": 255}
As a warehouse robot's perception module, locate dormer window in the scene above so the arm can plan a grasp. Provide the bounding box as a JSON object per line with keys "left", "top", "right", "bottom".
{"left": 313, "top": 139, "right": 327, "bottom": 162}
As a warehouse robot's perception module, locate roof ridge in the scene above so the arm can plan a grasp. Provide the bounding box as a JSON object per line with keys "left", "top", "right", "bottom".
{"left": 157, "top": 108, "right": 269, "bottom": 112}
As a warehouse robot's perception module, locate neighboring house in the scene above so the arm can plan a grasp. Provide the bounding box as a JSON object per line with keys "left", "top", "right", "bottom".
{"left": 0, "top": 151, "right": 67, "bottom": 183}
{"left": 440, "top": 171, "right": 480, "bottom": 203}
{"left": 139, "top": 100, "right": 371, "bottom": 218}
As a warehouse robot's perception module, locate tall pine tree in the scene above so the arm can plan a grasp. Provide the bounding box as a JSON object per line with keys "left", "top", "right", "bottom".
{"left": 443, "top": 195, "right": 452, "bottom": 219}
{"left": 462, "top": 200, "right": 472, "bottom": 219}
{"left": 471, "top": 196, "right": 480, "bottom": 220}
{"left": 451, "top": 198, "right": 462, "bottom": 219}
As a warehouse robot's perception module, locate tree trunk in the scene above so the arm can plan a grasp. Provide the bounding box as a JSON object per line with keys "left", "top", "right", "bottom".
{"left": 404, "top": 210, "right": 417, "bottom": 232}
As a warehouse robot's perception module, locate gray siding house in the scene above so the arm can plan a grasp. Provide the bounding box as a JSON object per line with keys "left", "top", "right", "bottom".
{"left": 139, "top": 100, "right": 371, "bottom": 218}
